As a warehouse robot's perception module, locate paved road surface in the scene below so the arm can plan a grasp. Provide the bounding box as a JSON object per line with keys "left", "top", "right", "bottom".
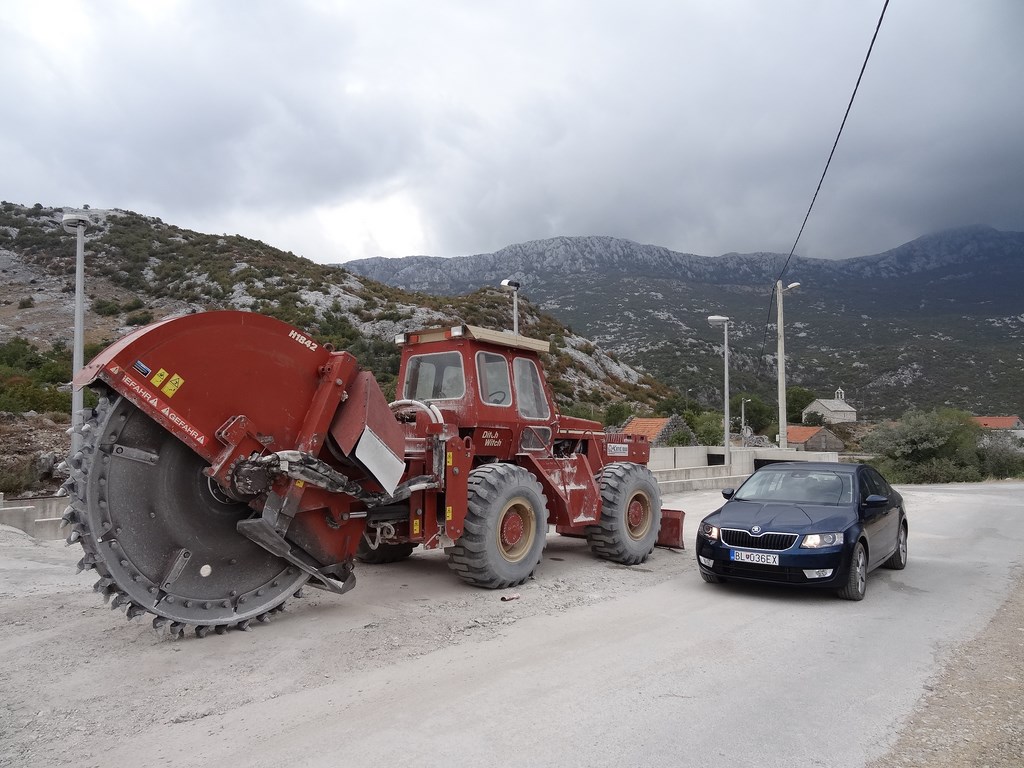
{"left": 2, "top": 482, "right": 1021, "bottom": 768}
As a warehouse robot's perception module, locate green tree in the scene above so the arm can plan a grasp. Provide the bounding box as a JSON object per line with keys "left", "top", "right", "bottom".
{"left": 786, "top": 386, "right": 816, "bottom": 423}
{"left": 603, "top": 402, "right": 631, "bottom": 428}
{"left": 730, "top": 393, "right": 773, "bottom": 433}
{"left": 654, "top": 392, "right": 692, "bottom": 416}
{"left": 692, "top": 412, "right": 724, "bottom": 446}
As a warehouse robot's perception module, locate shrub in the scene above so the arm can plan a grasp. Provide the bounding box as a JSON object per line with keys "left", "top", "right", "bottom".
{"left": 692, "top": 412, "right": 725, "bottom": 446}
{"left": 803, "top": 411, "right": 826, "bottom": 427}
{"left": 93, "top": 298, "right": 122, "bottom": 316}
{"left": 860, "top": 408, "right": 1020, "bottom": 483}
{"left": 666, "top": 429, "right": 695, "bottom": 447}
{"left": 0, "top": 455, "right": 37, "bottom": 495}
{"left": 18, "top": 297, "right": 34, "bottom": 309}
{"left": 978, "top": 433, "right": 1024, "bottom": 478}
{"left": 125, "top": 310, "right": 154, "bottom": 326}
{"left": 603, "top": 402, "right": 631, "bottom": 428}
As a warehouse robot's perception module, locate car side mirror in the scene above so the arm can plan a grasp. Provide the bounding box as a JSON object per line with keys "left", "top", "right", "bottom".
{"left": 722, "top": 488, "right": 735, "bottom": 500}
{"left": 862, "top": 494, "right": 888, "bottom": 507}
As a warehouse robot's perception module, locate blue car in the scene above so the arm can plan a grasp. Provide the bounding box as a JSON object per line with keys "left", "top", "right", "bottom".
{"left": 695, "top": 462, "right": 908, "bottom": 600}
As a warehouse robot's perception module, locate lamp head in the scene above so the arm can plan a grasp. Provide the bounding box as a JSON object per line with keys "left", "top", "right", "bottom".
{"left": 707, "top": 314, "right": 730, "bottom": 327}
{"left": 786, "top": 281, "right": 801, "bottom": 291}
{"left": 499, "top": 278, "right": 520, "bottom": 293}
{"left": 62, "top": 212, "right": 89, "bottom": 234}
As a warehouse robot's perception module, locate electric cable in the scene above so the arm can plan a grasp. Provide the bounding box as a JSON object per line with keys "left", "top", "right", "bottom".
{"left": 754, "top": 0, "right": 890, "bottom": 375}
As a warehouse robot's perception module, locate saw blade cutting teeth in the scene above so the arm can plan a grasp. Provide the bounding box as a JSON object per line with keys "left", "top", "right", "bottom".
{"left": 67, "top": 391, "right": 309, "bottom": 636}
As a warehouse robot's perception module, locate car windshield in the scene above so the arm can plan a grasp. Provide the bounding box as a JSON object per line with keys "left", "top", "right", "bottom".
{"left": 734, "top": 469, "right": 852, "bottom": 505}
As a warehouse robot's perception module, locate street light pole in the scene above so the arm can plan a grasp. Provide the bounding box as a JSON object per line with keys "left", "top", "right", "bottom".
{"left": 500, "top": 278, "right": 521, "bottom": 335}
{"left": 62, "top": 211, "right": 90, "bottom": 455}
{"left": 776, "top": 280, "right": 800, "bottom": 449}
{"left": 741, "top": 397, "right": 751, "bottom": 442}
{"left": 707, "top": 315, "right": 731, "bottom": 467}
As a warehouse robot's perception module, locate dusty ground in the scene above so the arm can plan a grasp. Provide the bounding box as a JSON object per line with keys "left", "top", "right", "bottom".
{"left": 867, "top": 565, "right": 1024, "bottom": 768}
{"left": 0, "top": 488, "right": 1021, "bottom": 768}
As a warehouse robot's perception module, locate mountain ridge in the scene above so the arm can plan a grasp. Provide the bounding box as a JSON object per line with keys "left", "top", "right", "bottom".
{"left": 345, "top": 227, "right": 1024, "bottom": 418}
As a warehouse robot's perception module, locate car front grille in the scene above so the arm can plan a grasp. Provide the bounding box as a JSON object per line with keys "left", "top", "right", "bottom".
{"left": 721, "top": 529, "right": 798, "bottom": 551}
{"left": 721, "top": 562, "right": 807, "bottom": 583}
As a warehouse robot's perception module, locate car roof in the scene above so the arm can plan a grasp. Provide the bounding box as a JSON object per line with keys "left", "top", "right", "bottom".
{"left": 756, "top": 462, "right": 858, "bottom": 474}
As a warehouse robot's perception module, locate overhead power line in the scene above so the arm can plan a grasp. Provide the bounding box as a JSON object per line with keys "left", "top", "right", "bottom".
{"left": 755, "top": 0, "right": 890, "bottom": 374}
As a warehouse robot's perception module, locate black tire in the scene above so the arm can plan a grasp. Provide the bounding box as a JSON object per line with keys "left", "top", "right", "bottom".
{"left": 883, "top": 520, "right": 908, "bottom": 570}
{"left": 356, "top": 539, "right": 416, "bottom": 564}
{"left": 586, "top": 462, "right": 662, "bottom": 565}
{"left": 699, "top": 569, "right": 724, "bottom": 584}
{"left": 838, "top": 541, "right": 867, "bottom": 601}
{"left": 445, "top": 464, "right": 548, "bottom": 588}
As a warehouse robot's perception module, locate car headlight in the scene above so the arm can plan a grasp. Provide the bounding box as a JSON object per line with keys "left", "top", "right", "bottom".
{"left": 800, "top": 532, "right": 844, "bottom": 549}
{"left": 700, "top": 523, "right": 720, "bottom": 541}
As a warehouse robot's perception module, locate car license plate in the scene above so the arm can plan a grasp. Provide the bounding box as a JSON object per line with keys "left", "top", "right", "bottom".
{"left": 731, "top": 550, "right": 779, "bottom": 566}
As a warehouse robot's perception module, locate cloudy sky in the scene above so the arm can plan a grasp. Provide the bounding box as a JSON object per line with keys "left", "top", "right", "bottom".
{"left": 4, "top": 1, "right": 1022, "bottom": 263}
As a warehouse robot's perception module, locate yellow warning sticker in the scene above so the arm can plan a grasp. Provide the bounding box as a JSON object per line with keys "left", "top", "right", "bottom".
{"left": 413, "top": 519, "right": 421, "bottom": 535}
{"left": 446, "top": 452, "right": 453, "bottom": 467}
{"left": 161, "top": 373, "right": 185, "bottom": 397}
{"left": 295, "top": 480, "right": 305, "bottom": 488}
{"left": 445, "top": 505, "right": 453, "bottom": 521}
{"left": 151, "top": 369, "right": 170, "bottom": 387}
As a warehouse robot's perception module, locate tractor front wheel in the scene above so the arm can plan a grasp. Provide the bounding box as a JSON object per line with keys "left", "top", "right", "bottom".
{"left": 445, "top": 464, "right": 548, "bottom": 588}
{"left": 586, "top": 462, "right": 662, "bottom": 565}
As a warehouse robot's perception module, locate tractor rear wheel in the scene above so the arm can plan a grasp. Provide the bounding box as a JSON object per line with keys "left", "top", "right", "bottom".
{"left": 445, "top": 464, "right": 548, "bottom": 588}
{"left": 586, "top": 462, "right": 662, "bottom": 565}
{"left": 356, "top": 539, "right": 416, "bottom": 564}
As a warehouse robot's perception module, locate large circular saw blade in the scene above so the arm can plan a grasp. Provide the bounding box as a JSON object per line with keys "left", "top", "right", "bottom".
{"left": 70, "top": 394, "right": 308, "bottom": 630}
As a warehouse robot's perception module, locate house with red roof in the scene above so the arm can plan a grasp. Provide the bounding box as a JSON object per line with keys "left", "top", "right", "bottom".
{"left": 619, "top": 415, "right": 695, "bottom": 446}
{"left": 785, "top": 425, "right": 845, "bottom": 452}
{"left": 971, "top": 416, "right": 1024, "bottom": 439}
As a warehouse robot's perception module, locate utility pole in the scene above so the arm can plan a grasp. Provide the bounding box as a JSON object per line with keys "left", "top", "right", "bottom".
{"left": 776, "top": 281, "right": 800, "bottom": 448}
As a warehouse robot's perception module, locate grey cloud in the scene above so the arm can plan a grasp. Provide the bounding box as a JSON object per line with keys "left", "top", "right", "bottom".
{"left": 3, "top": 0, "right": 1023, "bottom": 262}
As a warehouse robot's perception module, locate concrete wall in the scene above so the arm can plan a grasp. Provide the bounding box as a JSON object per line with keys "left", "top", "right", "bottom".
{"left": 647, "top": 446, "right": 709, "bottom": 470}
{"left": 650, "top": 446, "right": 837, "bottom": 471}
{"left": 649, "top": 446, "right": 840, "bottom": 494}
{"left": 0, "top": 493, "right": 67, "bottom": 540}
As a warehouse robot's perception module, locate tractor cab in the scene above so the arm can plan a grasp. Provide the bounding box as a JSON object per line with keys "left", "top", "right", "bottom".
{"left": 394, "top": 325, "right": 556, "bottom": 459}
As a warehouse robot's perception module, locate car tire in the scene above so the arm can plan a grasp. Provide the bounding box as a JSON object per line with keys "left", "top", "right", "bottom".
{"left": 838, "top": 541, "right": 867, "bottom": 601}
{"left": 699, "top": 569, "right": 724, "bottom": 584}
{"left": 883, "top": 521, "right": 908, "bottom": 570}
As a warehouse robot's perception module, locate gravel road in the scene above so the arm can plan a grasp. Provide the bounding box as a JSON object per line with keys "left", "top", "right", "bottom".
{"left": 1, "top": 482, "right": 1021, "bottom": 767}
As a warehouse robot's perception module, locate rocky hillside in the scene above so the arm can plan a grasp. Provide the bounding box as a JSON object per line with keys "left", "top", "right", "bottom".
{"left": 346, "top": 228, "right": 1024, "bottom": 418}
{"left": 0, "top": 202, "right": 669, "bottom": 495}
{"left": 0, "top": 202, "right": 664, "bottom": 408}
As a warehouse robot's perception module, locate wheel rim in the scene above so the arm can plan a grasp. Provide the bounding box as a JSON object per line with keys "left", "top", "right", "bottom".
{"left": 855, "top": 547, "right": 866, "bottom": 595}
{"left": 625, "top": 492, "right": 652, "bottom": 541}
{"left": 898, "top": 527, "right": 907, "bottom": 564}
{"left": 496, "top": 498, "right": 536, "bottom": 563}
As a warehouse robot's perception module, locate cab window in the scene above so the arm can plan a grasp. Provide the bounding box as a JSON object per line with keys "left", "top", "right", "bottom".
{"left": 403, "top": 352, "right": 465, "bottom": 401}
{"left": 513, "top": 358, "right": 550, "bottom": 420}
{"left": 477, "top": 352, "right": 512, "bottom": 407}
